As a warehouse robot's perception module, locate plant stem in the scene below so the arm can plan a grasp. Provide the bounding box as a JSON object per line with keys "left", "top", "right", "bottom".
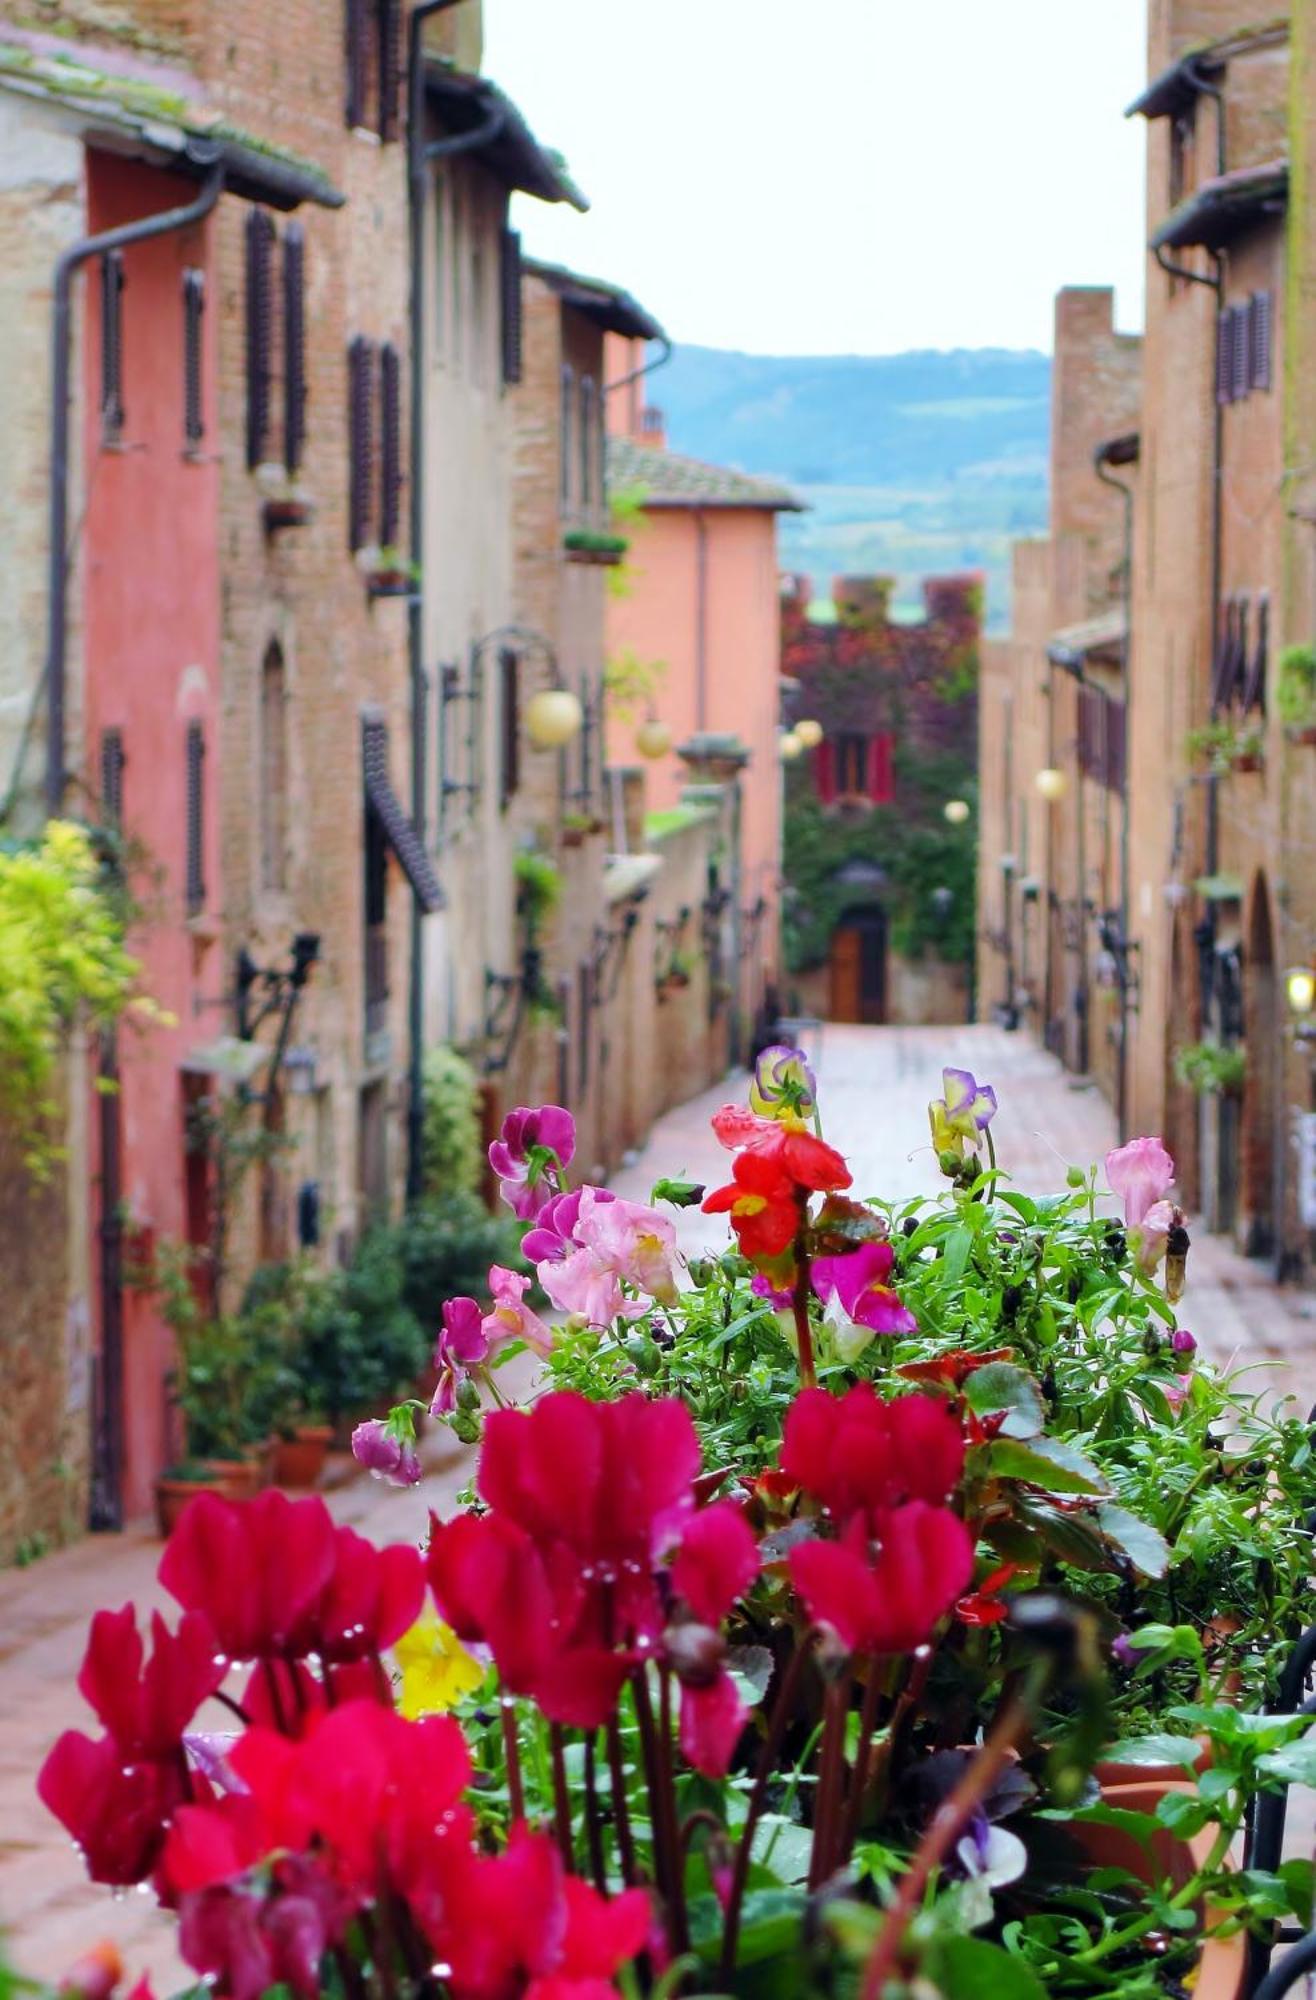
{"left": 583, "top": 1730, "right": 607, "bottom": 1891}
{"left": 501, "top": 1699, "right": 525, "bottom": 1823}
{"left": 549, "top": 1723, "right": 574, "bottom": 1868}
{"left": 658, "top": 1666, "right": 690, "bottom": 1951}
{"left": 720, "top": 1631, "right": 818, "bottom": 1982}
{"left": 808, "top": 1669, "right": 852, "bottom": 1889}
{"left": 791, "top": 1193, "right": 816, "bottom": 1389}
{"left": 1074, "top": 1809, "right": 1239, "bottom": 1967}
{"left": 859, "top": 1665, "right": 1048, "bottom": 1999}
{"left": 607, "top": 1711, "right": 638, "bottom": 1886}
{"left": 836, "top": 1656, "right": 884, "bottom": 1863}
{"left": 261, "top": 1657, "right": 291, "bottom": 1735}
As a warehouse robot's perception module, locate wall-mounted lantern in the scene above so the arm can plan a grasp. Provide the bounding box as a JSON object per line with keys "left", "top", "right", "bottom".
{"left": 943, "top": 798, "right": 970, "bottom": 825}
{"left": 635, "top": 716, "right": 672, "bottom": 761}
{"left": 1035, "top": 766, "right": 1069, "bottom": 802}
{"left": 526, "top": 687, "right": 583, "bottom": 750}
{"left": 779, "top": 730, "right": 804, "bottom": 762}
{"left": 1286, "top": 965, "right": 1316, "bottom": 1020}
{"left": 794, "top": 718, "right": 823, "bottom": 749}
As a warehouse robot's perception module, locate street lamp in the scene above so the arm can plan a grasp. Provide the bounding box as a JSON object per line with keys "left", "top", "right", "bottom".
{"left": 635, "top": 716, "right": 672, "bottom": 760}
{"left": 943, "top": 798, "right": 970, "bottom": 825}
{"left": 1285, "top": 965, "right": 1316, "bottom": 1018}
{"left": 795, "top": 718, "right": 823, "bottom": 749}
{"left": 525, "top": 686, "right": 584, "bottom": 750}
{"left": 779, "top": 730, "right": 804, "bottom": 761}
{"left": 1035, "top": 766, "right": 1069, "bottom": 802}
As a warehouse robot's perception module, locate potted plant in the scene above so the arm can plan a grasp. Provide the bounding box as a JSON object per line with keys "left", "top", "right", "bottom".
{"left": 1186, "top": 719, "right": 1265, "bottom": 776}
{"left": 38, "top": 1071, "right": 1316, "bottom": 1996}
{"left": 1174, "top": 1038, "right": 1246, "bottom": 1097}
{"left": 1278, "top": 643, "right": 1316, "bottom": 743}
{"left": 356, "top": 543, "right": 417, "bottom": 598}
{"left": 560, "top": 808, "right": 604, "bottom": 848}
{"left": 563, "top": 526, "right": 629, "bottom": 565}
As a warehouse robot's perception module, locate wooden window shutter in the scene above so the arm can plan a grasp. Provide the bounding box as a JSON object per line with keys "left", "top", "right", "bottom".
{"left": 1250, "top": 290, "right": 1272, "bottom": 391}
{"left": 182, "top": 267, "right": 205, "bottom": 448}
{"left": 100, "top": 728, "right": 125, "bottom": 826}
{"left": 283, "top": 225, "right": 307, "bottom": 473}
{"left": 580, "top": 377, "right": 597, "bottom": 511}
{"left": 1216, "top": 310, "right": 1234, "bottom": 405}
{"left": 185, "top": 721, "right": 206, "bottom": 914}
{"left": 378, "top": 0, "right": 401, "bottom": 141}
{"left": 1243, "top": 593, "right": 1269, "bottom": 713}
{"left": 869, "top": 732, "right": 894, "bottom": 804}
{"left": 1211, "top": 599, "right": 1237, "bottom": 709}
{"left": 499, "top": 649, "right": 520, "bottom": 807}
{"left": 1106, "top": 698, "right": 1127, "bottom": 792}
{"left": 1230, "top": 304, "right": 1249, "bottom": 404}
{"left": 345, "top": 0, "right": 368, "bottom": 128}
{"left": 500, "top": 228, "right": 523, "bottom": 385}
{"left": 348, "top": 336, "right": 375, "bottom": 551}
{"left": 100, "top": 249, "right": 125, "bottom": 442}
{"left": 245, "top": 209, "right": 276, "bottom": 469}
{"left": 379, "top": 341, "right": 402, "bottom": 547}
{"left": 815, "top": 737, "right": 836, "bottom": 804}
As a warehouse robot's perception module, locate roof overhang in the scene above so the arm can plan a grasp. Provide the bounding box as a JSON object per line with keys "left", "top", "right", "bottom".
{"left": 1096, "top": 429, "right": 1141, "bottom": 469}
{"left": 423, "top": 63, "right": 587, "bottom": 210}
{"left": 0, "top": 57, "right": 343, "bottom": 208}
{"left": 1047, "top": 608, "right": 1127, "bottom": 676}
{"left": 1126, "top": 50, "right": 1225, "bottom": 120}
{"left": 524, "top": 258, "right": 665, "bottom": 342}
{"left": 1151, "top": 159, "right": 1287, "bottom": 252}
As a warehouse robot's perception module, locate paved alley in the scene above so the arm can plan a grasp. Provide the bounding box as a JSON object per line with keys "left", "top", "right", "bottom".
{"left": 4, "top": 1023, "right": 1316, "bottom": 1988}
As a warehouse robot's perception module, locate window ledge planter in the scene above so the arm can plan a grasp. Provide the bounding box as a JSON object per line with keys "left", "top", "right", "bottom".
{"left": 356, "top": 545, "right": 417, "bottom": 600}
{"left": 262, "top": 492, "right": 316, "bottom": 532}
{"left": 563, "top": 530, "right": 628, "bottom": 567}
{"left": 1285, "top": 721, "right": 1316, "bottom": 747}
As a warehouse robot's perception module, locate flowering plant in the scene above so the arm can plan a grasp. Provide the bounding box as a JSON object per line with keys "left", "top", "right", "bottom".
{"left": 41, "top": 1067, "right": 1316, "bottom": 1997}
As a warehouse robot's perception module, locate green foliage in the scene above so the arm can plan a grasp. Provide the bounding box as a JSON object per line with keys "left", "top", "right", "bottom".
{"left": 782, "top": 788, "right": 976, "bottom": 972}
{"left": 421, "top": 1044, "right": 482, "bottom": 1199}
{"left": 1277, "top": 643, "right": 1316, "bottom": 726}
{"left": 0, "top": 821, "right": 146, "bottom": 1172}
{"left": 1174, "top": 1040, "right": 1246, "bottom": 1096}
{"left": 513, "top": 851, "right": 561, "bottom": 930}
{"left": 1185, "top": 719, "right": 1265, "bottom": 775}
{"left": 563, "top": 528, "right": 628, "bottom": 557}
{"left": 604, "top": 647, "right": 668, "bottom": 723}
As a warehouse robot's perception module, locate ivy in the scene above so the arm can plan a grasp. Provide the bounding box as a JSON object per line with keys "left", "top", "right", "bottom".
{"left": 782, "top": 788, "right": 976, "bottom": 972}
{"left": 0, "top": 821, "right": 149, "bottom": 1174}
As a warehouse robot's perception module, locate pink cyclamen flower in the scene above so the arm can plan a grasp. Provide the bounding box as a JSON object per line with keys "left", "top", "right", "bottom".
{"left": 431, "top": 1297, "right": 489, "bottom": 1416}
{"left": 521, "top": 1186, "right": 615, "bottom": 1265}
{"left": 540, "top": 1189, "right": 679, "bottom": 1327}
{"left": 351, "top": 1419, "right": 422, "bottom": 1487}
{"left": 1105, "top": 1136, "right": 1175, "bottom": 1229}
{"left": 813, "top": 1240, "right": 917, "bottom": 1336}
{"left": 483, "top": 1266, "right": 554, "bottom": 1357}
{"left": 489, "top": 1105, "right": 576, "bottom": 1220}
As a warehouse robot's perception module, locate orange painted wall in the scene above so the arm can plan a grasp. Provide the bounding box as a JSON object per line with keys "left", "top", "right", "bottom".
{"left": 82, "top": 155, "right": 222, "bottom": 1518}
{"left": 606, "top": 503, "right": 783, "bottom": 993}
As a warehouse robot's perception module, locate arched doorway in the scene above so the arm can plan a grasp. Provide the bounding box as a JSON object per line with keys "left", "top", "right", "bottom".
{"left": 829, "top": 906, "right": 887, "bottom": 1023}
{"left": 1241, "top": 873, "right": 1277, "bottom": 1257}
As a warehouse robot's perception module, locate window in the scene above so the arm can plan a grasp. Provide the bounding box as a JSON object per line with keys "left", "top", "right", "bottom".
{"left": 182, "top": 268, "right": 205, "bottom": 450}
{"left": 1218, "top": 294, "right": 1274, "bottom": 405}
{"left": 100, "top": 249, "right": 125, "bottom": 444}
{"left": 1242, "top": 593, "right": 1268, "bottom": 713}
{"left": 835, "top": 733, "right": 870, "bottom": 795}
{"left": 348, "top": 339, "right": 406, "bottom": 555}
{"left": 379, "top": 342, "right": 402, "bottom": 547}
{"left": 498, "top": 648, "right": 520, "bottom": 808}
{"left": 500, "top": 227, "right": 523, "bottom": 385}
{"left": 245, "top": 210, "right": 275, "bottom": 469}
{"left": 1249, "top": 290, "right": 1272, "bottom": 392}
{"left": 283, "top": 226, "right": 306, "bottom": 473}
{"left": 1168, "top": 105, "right": 1194, "bottom": 208}
{"left": 348, "top": 336, "right": 375, "bottom": 551}
{"left": 560, "top": 364, "right": 576, "bottom": 513}
{"left": 100, "top": 728, "right": 125, "bottom": 827}
{"left": 345, "top": 0, "right": 400, "bottom": 139}
{"left": 185, "top": 721, "right": 206, "bottom": 915}
{"left": 260, "top": 643, "right": 288, "bottom": 893}
{"left": 364, "top": 783, "right": 389, "bottom": 1038}
{"left": 580, "top": 376, "right": 597, "bottom": 515}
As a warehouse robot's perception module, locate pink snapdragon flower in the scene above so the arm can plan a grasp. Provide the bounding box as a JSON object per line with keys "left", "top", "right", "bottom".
{"left": 813, "top": 1240, "right": 917, "bottom": 1338}
{"left": 521, "top": 1185, "right": 615, "bottom": 1265}
{"left": 1105, "top": 1137, "right": 1175, "bottom": 1229}
{"left": 539, "top": 1189, "right": 678, "bottom": 1327}
{"left": 431, "top": 1297, "right": 489, "bottom": 1416}
{"left": 351, "top": 1418, "right": 422, "bottom": 1487}
{"left": 483, "top": 1266, "right": 554, "bottom": 1357}
{"left": 489, "top": 1105, "right": 576, "bottom": 1220}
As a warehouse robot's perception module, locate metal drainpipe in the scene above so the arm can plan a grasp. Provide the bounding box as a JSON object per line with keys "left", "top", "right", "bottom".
{"left": 1095, "top": 445, "right": 1136, "bottom": 1138}
{"left": 46, "top": 159, "right": 224, "bottom": 815}
{"left": 405, "top": 0, "right": 499, "bottom": 1204}
{"left": 694, "top": 510, "right": 709, "bottom": 730}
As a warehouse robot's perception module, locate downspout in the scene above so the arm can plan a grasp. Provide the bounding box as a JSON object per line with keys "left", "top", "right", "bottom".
{"left": 1095, "top": 442, "right": 1136, "bottom": 1139}
{"left": 604, "top": 332, "right": 673, "bottom": 439}
{"left": 694, "top": 510, "right": 709, "bottom": 730}
{"left": 405, "top": 1, "right": 499, "bottom": 1203}
{"left": 46, "top": 158, "right": 224, "bottom": 814}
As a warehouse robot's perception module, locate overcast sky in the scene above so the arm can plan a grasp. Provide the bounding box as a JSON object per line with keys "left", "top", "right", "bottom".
{"left": 481, "top": 0, "right": 1149, "bottom": 357}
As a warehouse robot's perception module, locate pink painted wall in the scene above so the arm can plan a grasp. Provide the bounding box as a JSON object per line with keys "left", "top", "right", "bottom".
{"left": 606, "top": 503, "right": 784, "bottom": 1006}
{"left": 83, "top": 154, "right": 222, "bottom": 1518}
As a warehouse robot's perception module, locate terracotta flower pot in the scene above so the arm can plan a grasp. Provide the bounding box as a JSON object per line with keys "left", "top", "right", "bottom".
{"left": 1075, "top": 1781, "right": 1246, "bottom": 1999}
{"left": 273, "top": 1425, "right": 334, "bottom": 1489}
{"left": 154, "top": 1472, "right": 242, "bottom": 1538}
{"left": 200, "top": 1454, "right": 264, "bottom": 1499}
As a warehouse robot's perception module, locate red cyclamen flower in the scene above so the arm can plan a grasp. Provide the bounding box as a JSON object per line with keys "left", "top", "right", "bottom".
{"left": 790, "top": 1502, "right": 974, "bottom": 1657}
{"left": 781, "top": 1382, "right": 965, "bottom": 1528}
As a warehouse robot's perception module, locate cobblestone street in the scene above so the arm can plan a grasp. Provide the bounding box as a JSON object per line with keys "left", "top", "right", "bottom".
{"left": 5, "top": 1024, "right": 1316, "bottom": 1986}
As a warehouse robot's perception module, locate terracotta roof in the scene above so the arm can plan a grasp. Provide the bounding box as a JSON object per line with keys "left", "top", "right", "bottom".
{"left": 607, "top": 437, "right": 805, "bottom": 512}
{"left": 524, "top": 260, "right": 665, "bottom": 342}
{"left": 1151, "top": 159, "right": 1287, "bottom": 252}
{"left": 423, "top": 64, "right": 587, "bottom": 210}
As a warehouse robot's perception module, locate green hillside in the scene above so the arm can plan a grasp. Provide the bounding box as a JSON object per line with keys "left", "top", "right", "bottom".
{"left": 655, "top": 346, "right": 1051, "bottom": 632}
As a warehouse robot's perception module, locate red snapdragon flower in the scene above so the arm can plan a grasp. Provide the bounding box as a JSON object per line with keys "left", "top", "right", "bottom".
{"left": 703, "top": 1110, "right": 852, "bottom": 1263}
{"left": 781, "top": 1383, "right": 965, "bottom": 1528}
{"left": 956, "top": 1562, "right": 1025, "bottom": 1628}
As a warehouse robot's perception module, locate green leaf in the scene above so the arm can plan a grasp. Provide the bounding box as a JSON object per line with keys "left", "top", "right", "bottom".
{"left": 1259, "top": 1742, "right": 1316, "bottom": 1786}
{"left": 983, "top": 1437, "right": 1105, "bottom": 1494}
{"left": 1102, "top": 1733, "right": 1200, "bottom": 1771}
{"left": 1095, "top": 1502, "right": 1170, "bottom": 1579}
{"left": 942, "top": 1224, "right": 974, "bottom": 1284}
{"left": 687, "top": 1887, "right": 806, "bottom": 1967}
{"left": 931, "top": 1936, "right": 1048, "bottom": 2000}
{"left": 964, "top": 1362, "right": 1044, "bottom": 1439}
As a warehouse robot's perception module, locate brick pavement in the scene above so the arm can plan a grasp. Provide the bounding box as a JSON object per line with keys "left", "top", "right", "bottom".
{"left": 5, "top": 1023, "right": 1316, "bottom": 1985}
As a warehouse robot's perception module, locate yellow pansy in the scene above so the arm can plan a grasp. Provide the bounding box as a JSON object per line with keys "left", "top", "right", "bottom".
{"left": 393, "top": 1607, "right": 484, "bottom": 1718}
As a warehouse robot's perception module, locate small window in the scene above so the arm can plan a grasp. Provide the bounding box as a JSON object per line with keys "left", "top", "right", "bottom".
{"left": 185, "top": 721, "right": 206, "bottom": 915}
{"left": 100, "top": 249, "right": 125, "bottom": 444}
{"left": 1215, "top": 308, "right": 1235, "bottom": 406}
{"left": 260, "top": 643, "right": 288, "bottom": 893}
{"left": 345, "top": 0, "right": 399, "bottom": 139}
{"left": 283, "top": 226, "right": 307, "bottom": 473}
{"left": 245, "top": 210, "right": 276, "bottom": 469}
{"left": 470, "top": 188, "right": 487, "bottom": 385}
{"left": 100, "top": 728, "right": 125, "bottom": 827}
{"left": 182, "top": 268, "right": 205, "bottom": 450}
{"left": 348, "top": 335, "right": 375, "bottom": 551}
{"left": 560, "top": 364, "right": 577, "bottom": 513}
{"left": 1243, "top": 593, "right": 1268, "bottom": 713}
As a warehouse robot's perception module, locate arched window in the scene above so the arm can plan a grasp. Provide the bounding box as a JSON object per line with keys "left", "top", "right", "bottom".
{"left": 260, "top": 641, "right": 288, "bottom": 894}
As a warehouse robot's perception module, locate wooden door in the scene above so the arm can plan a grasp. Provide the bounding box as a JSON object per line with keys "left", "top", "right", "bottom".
{"left": 829, "top": 928, "right": 862, "bottom": 1022}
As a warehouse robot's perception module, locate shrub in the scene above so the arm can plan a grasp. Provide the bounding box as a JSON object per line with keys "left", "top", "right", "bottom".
{"left": 421, "top": 1045, "right": 482, "bottom": 1199}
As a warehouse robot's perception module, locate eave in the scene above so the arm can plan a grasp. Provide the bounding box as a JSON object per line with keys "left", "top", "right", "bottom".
{"left": 1150, "top": 159, "right": 1287, "bottom": 252}
{"left": 423, "top": 63, "right": 587, "bottom": 210}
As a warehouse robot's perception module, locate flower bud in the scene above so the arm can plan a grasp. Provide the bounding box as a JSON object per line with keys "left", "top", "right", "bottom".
{"left": 664, "top": 1621, "right": 726, "bottom": 1689}
{"left": 450, "top": 1411, "right": 480, "bottom": 1445}
{"left": 1066, "top": 1166, "right": 1087, "bottom": 1190}
{"left": 456, "top": 1376, "right": 481, "bottom": 1412}
{"left": 1171, "top": 1327, "right": 1197, "bottom": 1355}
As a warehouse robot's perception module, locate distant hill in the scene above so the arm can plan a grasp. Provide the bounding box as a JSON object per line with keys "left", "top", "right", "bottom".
{"left": 653, "top": 346, "right": 1052, "bottom": 633}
